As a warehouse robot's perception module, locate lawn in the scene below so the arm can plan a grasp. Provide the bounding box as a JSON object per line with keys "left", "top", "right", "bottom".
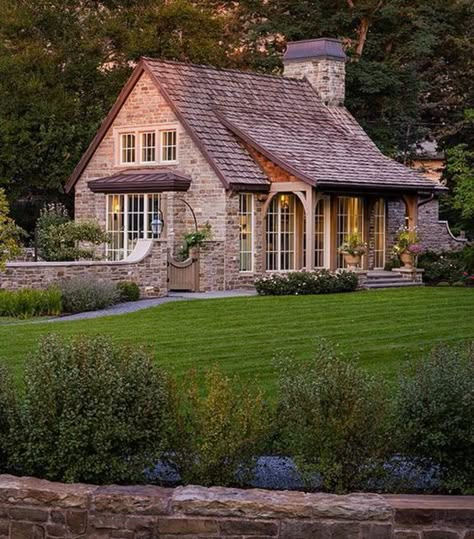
{"left": 0, "top": 287, "right": 472, "bottom": 391}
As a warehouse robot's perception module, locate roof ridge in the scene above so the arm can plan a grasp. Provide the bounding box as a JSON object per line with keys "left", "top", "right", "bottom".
{"left": 142, "top": 57, "right": 308, "bottom": 84}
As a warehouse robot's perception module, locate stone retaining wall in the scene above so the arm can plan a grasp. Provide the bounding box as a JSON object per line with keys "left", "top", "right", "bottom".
{"left": 0, "top": 241, "right": 168, "bottom": 298}
{"left": 0, "top": 475, "right": 472, "bottom": 539}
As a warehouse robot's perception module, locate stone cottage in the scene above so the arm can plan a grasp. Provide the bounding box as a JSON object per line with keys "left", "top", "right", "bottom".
{"left": 65, "top": 38, "right": 462, "bottom": 291}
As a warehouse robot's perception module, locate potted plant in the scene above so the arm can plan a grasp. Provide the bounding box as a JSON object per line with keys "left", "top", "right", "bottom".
{"left": 338, "top": 232, "right": 367, "bottom": 270}
{"left": 392, "top": 226, "right": 422, "bottom": 269}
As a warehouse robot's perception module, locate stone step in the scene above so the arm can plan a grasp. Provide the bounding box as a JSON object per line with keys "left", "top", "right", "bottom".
{"left": 366, "top": 281, "right": 422, "bottom": 289}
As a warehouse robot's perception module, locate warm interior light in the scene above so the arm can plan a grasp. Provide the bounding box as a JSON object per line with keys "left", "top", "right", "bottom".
{"left": 280, "top": 194, "right": 290, "bottom": 209}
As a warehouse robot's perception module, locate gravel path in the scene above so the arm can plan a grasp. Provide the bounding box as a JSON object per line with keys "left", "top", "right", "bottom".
{"left": 43, "top": 289, "right": 257, "bottom": 323}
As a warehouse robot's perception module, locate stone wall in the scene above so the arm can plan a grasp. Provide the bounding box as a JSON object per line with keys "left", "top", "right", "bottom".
{"left": 0, "top": 475, "right": 472, "bottom": 539}
{"left": 418, "top": 199, "right": 468, "bottom": 252}
{"left": 1, "top": 241, "right": 168, "bottom": 298}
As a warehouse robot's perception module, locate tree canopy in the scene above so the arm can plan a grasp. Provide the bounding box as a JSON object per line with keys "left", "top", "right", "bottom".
{"left": 0, "top": 0, "right": 472, "bottom": 233}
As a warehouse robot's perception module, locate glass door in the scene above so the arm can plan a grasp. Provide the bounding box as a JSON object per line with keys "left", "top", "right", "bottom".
{"left": 336, "top": 197, "right": 364, "bottom": 268}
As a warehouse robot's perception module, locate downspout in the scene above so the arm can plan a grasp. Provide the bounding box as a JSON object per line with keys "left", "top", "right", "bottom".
{"left": 417, "top": 193, "right": 435, "bottom": 207}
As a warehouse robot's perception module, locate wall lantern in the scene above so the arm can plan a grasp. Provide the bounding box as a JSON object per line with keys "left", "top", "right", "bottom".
{"left": 151, "top": 210, "right": 164, "bottom": 237}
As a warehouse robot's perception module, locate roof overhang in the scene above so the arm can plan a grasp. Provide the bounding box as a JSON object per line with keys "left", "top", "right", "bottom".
{"left": 88, "top": 169, "right": 192, "bottom": 194}
{"left": 317, "top": 182, "right": 446, "bottom": 196}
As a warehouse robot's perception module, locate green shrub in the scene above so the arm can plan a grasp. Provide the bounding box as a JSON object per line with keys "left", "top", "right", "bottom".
{"left": 255, "top": 270, "right": 358, "bottom": 296}
{"left": 384, "top": 256, "right": 401, "bottom": 271}
{"left": 396, "top": 342, "right": 474, "bottom": 493}
{"left": 59, "top": 278, "right": 119, "bottom": 313}
{"left": 11, "top": 334, "right": 170, "bottom": 484}
{"left": 117, "top": 281, "right": 140, "bottom": 302}
{"left": 0, "top": 363, "right": 18, "bottom": 472}
{"left": 275, "top": 340, "right": 390, "bottom": 493}
{"left": 167, "top": 366, "right": 270, "bottom": 487}
{"left": 418, "top": 247, "right": 474, "bottom": 285}
{"left": 37, "top": 204, "right": 108, "bottom": 261}
{"left": 0, "top": 288, "right": 62, "bottom": 318}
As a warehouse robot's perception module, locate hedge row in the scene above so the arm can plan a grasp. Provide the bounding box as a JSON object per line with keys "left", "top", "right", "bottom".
{"left": 0, "top": 280, "right": 140, "bottom": 318}
{"left": 0, "top": 334, "right": 472, "bottom": 494}
{"left": 255, "top": 270, "right": 359, "bottom": 296}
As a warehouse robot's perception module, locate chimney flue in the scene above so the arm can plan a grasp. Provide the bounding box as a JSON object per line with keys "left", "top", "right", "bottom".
{"left": 283, "top": 38, "right": 346, "bottom": 107}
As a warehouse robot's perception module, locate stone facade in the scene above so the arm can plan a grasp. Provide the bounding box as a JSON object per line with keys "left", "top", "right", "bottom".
{"left": 1, "top": 241, "right": 168, "bottom": 297}
{"left": 0, "top": 475, "right": 472, "bottom": 539}
{"left": 418, "top": 199, "right": 467, "bottom": 251}
{"left": 283, "top": 58, "right": 346, "bottom": 106}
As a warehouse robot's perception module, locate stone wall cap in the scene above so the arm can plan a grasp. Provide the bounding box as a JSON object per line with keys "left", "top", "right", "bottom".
{"left": 92, "top": 484, "right": 172, "bottom": 515}
{"left": 171, "top": 485, "right": 392, "bottom": 521}
{"left": 0, "top": 475, "right": 94, "bottom": 509}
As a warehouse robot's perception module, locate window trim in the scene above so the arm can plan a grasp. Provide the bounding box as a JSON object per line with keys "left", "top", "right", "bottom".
{"left": 106, "top": 192, "right": 163, "bottom": 261}
{"left": 114, "top": 125, "right": 179, "bottom": 167}
{"left": 239, "top": 193, "right": 254, "bottom": 273}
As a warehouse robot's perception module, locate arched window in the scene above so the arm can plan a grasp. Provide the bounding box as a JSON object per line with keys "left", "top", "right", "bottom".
{"left": 266, "top": 194, "right": 296, "bottom": 271}
{"left": 314, "top": 198, "right": 327, "bottom": 268}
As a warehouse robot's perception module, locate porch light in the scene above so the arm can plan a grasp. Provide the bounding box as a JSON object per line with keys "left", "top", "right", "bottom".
{"left": 151, "top": 211, "right": 164, "bottom": 237}
{"left": 280, "top": 194, "right": 290, "bottom": 209}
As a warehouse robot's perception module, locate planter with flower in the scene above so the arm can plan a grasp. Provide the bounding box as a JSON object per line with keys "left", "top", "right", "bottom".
{"left": 338, "top": 232, "right": 367, "bottom": 270}
{"left": 392, "top": 227, "right": 423, "bottom": 269}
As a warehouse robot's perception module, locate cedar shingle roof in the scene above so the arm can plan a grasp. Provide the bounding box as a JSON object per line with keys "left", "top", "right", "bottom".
{"left": 144, "top": 58, "right": 438, "bottom": 192}
{"left": 66, "top": 58, "right": 441, "bottom": 193}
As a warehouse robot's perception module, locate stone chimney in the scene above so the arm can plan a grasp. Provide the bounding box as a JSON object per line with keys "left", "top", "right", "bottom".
{"left": 283, "top": 38, "right": 346, "bottom": 106}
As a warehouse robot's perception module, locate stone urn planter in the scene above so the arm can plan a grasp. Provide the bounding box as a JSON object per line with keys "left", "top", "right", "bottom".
{"left": 400, "top": 251, "right": 414, "bottom": 269}
{"left": 343, "top": 253, "right": 361, "bottom": 270}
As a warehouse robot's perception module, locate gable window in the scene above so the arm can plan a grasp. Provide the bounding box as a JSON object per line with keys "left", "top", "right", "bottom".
{"left": 106, "top": 193, "right": 162, "bottom": 261}
{"left": 161, "top": 130, "right": 177, "bottom": 162}
{"left": 141, "top": 132, "right": 156, "bottom": 163}
{"left": 121, "top": 133, "right": 136, "bottom": 164}
{"left": 239, "top": 194, "right": 254, "bottom": 272}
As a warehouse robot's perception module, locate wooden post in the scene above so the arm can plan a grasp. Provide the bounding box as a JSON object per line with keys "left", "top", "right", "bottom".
{"left": 305, "top": 188, "right": 315, "bottom": 270}
{"left": 403, "top": 194, "right": 419, "bottom": 228}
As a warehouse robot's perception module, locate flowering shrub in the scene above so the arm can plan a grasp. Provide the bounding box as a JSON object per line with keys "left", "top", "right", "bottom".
{"left": 418, "top": 249, "right": 471, "bottom": 285}
{"left": 338, "top": 232, "right": 367, "bottom": 256}
{"left": 255, "top": 270, "right": 358, "bottom": 296}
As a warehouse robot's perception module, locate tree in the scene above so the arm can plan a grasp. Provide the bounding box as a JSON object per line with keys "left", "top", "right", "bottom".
{"left": 0, "top": 189, "right": 22, "bottom": 270}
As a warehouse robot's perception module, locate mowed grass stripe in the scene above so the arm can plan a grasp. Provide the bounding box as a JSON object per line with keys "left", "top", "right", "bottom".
{"left": 0, "top": 288, "right": 472, "bottom": 390}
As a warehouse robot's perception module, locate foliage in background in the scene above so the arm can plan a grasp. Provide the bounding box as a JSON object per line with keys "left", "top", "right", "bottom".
{"left": 255, "top": 270, "right": 358, "bottom": 296}
{"left": 1, "top": 1, "right": 473, "bottom": 236}
{"left": 116, "top": 281, "right": 141, "bottom": 303}
{"left": 167, "top": 365, "right": 270, "bottom": 487}
{"left": 0, "top": 288, "right": 62, "bottom": 319}
{"left": 59, "top": 278, "right": 120, "bottom": 314}
{"left": 0, "top": 188, "right": 23, "bottom": 270}
{"left": 396, "top": 342, "right": 474, "bottom": 493}
{"left": 37, "top": 203, "right": 108, "bottom": 261}
{"left": 275, "top": 341, "right": 390, "bottom": 493}
{"left": 10, "top": 334, "right": 170, "bottom": 484}
{"left": 178, "top": 222, "right": 212, "bottom": 260}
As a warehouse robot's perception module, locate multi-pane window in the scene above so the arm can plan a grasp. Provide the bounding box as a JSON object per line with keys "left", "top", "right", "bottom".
{"left": 121, "top": 134, "right": 136, "bottom": 164}
{"left": 239, "top": 194, "right": 254, "bottom": 272}
{"left": 141, "top": 132, "right": 156, "bottom": 163}
{"left": 336, "top": 196, "right": 364, "bottom": 268}
{"left": 374, "top": 198, "right": 386, "bottom": 269}
{"left": 266, "top": 194, "right": 296, "bottom": 271}
{"left": 117, "top": 128, "right": 178, "bottom": 165}
{"left": 161, "top": 130, "right": 177, "bottom": 162}
{"left": 314, "top": 198, "right": 326, "bottom": 268}
{"left": 106, "top": 193, "right": 162, "bottom": 260}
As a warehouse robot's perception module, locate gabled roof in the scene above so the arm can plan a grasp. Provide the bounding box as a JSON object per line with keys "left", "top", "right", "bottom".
{"left": 66, "top": 58, "right": 440, "bottom": 194}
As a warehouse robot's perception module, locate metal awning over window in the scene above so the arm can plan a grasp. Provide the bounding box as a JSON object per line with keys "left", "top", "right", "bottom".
{"left": 88, "top": 169, "right": 191, "bottom": 193}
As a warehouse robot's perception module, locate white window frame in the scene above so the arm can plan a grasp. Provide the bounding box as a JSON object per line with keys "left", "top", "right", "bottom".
{"left": 114, "top": 125, "right": 179, "bottom": 167}
{"left": 141, "top": 131, "right": 157, "bottom": 164}
{"left": 239, "top": 193, "right": 254, "bottom": 273}
{"left": 266, "top": 194, "right": 297, "bottom": 272}
{"left": 106, "top": 193, "right": 162, "bottom": 261}
{"left": 160, "top": 129, "right": 178, "bottom": 164}
{"left": 314, "top": 196, "right": 330, "bottom": 269}
{"left": 120, "top": 133, "right": 136, "bottom": 165}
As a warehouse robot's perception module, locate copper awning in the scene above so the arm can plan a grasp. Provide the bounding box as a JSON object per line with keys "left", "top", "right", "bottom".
{"left": 88, "top": 169, "right": 192, "bottom": 193}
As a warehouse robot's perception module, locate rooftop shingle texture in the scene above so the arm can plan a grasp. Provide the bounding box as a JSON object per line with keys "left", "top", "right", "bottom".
{"left": 145, "top": 59, "right": 437, "bottom": 192}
